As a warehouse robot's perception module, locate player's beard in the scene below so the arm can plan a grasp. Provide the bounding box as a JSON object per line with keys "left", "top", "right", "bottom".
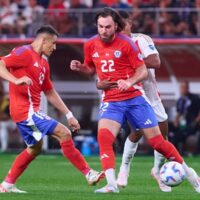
{"left": 99, "top": 33, "right": 115, "bottom": 43}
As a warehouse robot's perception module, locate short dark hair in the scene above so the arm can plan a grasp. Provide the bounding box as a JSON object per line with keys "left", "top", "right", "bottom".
{"left": 36, "top": 25, "right": 59, "bottom": 37}
{"left": 118, "top": 10, "right": 130, "bottom": 20}
{"left": 95, "top": 7, "right": 125, "bottom": 32}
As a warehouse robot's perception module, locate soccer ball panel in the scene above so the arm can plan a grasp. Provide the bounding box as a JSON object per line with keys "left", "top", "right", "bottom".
{"left": 160, "top": 161, "right": 186, "bottom": 187}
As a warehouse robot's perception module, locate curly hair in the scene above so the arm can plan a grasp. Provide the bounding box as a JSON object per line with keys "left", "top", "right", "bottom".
{"left": 95, "top": 7, "right": 125, "bottom": 32}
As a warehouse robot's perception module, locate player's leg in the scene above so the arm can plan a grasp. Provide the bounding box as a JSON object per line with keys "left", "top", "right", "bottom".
{"left": 117, "top": 130, "right": 142, "bottom": 187}
{"left": 35, "top": 111, "right": 104, "bottom": 185}
{"left": 52, "top": 121, "right": 104, "bottom": 186}
{"left": 117, "top": 98, "right": 168, "bottom": 190}
{"left": 150, "top": 102, "right": 171, "bottom": 192}
{"left": 0, "top": 141, "right": 42, "bottom": 193}
{"left": 126, "top": 97, "right": 200, "bottom": 193}
{"left": 95, "top": 101, "right": 126, "bottom": 193}
{"left": 95, "top": 119, "right": 121, "bottom": 193}
{"left": 0, "top": 115, "right": 46, "bottom": 193}
{"left": 145, "top": 128, "right": 200, "bottom": 193}
{"left": 151, "top": 102, "right": 168, "bottom": 175}
{"left": 134, "top": 101, "right": 200, "bottom": 193}
{"left": 117, "top": 121, "right": 171, "bottom": 192}
{"left": 152, "top": 121, "right": 168, "bottom": 173}
{"left": 149, "top": 120, "right": 172, "bottom": 192}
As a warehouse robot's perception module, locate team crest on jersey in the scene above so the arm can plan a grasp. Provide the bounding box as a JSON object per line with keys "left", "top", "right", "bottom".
{"left": 114, "top": 50, "right": 122, "bottom": 58}
{"left": 148, "top": 45, "right": 155, "bottom": 50}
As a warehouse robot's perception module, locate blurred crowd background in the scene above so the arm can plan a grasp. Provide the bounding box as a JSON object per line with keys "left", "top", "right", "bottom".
{"left": 1, "top": 0, "right": 200, "bottom": 38}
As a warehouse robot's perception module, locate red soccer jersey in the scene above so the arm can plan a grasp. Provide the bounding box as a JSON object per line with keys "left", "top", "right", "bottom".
{"left": 84, "top": 33, "right": 145, "bottom": 102}
{"left": 1, "top": 45, "right": 53, "bottom": 122}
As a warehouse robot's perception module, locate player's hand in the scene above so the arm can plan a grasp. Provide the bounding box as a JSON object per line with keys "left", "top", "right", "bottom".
{"left": 96, "top": 78, "right": 118, "bottom": 90}
{"left": 15, "top": 76, "right": 33, "bottom": 86}
{"left": 67, "top": 117, "right": 81, "bottom": 133}
{"left": 117, "top": 79, "right": 132, "bottom": 91}
{"left": 70, "top": 60, "right": 82, "bottom": 71}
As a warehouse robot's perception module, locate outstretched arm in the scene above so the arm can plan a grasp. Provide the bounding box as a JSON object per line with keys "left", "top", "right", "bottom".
{"left": 0, "top": 60, "right": 32, "bottom": 85}
{"left": 70, "top": 60, "right": 95, "bottom": 75}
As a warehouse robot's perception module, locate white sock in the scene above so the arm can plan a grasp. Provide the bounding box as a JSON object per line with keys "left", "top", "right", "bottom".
{"left": 105, "top": 168, "right": 117, "bottom": 188}
{"left": 0, "top": 122, "right": 9, "bottom": 151}
{"left": 119, "top": 137, "right": 138, "bottom": 173}
{"left": 153, "top": 150, "right": 165, "bottom": 174}
{"left": 182, "top": 161, "right": 194, "bottom": 177}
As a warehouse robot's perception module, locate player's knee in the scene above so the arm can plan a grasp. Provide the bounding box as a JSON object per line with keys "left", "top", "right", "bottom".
{"left": 28, "top": 140, "right": 43, "bottom": 156}
{"left": 53, "top": 124, "right": 72, "bottom": 142}
{"left": 129, "top": 131, "right": 142, "bottom": 142}
{"left": 158, "top": 121, "right": 168, "bottom": 139}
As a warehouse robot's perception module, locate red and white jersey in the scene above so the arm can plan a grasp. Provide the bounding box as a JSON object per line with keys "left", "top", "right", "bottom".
{"left": 131, "top": 33, "right": 161, "bottom": 106}
{"left": 0, "top": 45, "right": 53, "bottom": 122}
{"left": 84, "top": 33, "right": 144, "bottom": 102}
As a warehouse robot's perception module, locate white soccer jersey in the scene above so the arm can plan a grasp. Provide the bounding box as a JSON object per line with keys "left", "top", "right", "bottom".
{"left": 131, "top": 33, "right": 168, "bottom": 121}
{"left": 131, "top": 33, "right": 161, "bottom": 106}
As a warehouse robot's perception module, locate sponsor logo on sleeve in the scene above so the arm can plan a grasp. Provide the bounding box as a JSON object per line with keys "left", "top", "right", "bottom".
{"left": 148, "top": 45, "right": 155, "bottom": 50}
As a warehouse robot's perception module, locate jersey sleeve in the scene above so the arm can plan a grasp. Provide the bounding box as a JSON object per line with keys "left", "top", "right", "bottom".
{"left": 137, "top": 36, "right": 159, "bottom": 58}
{"left": 83, "top": 41, "right": 95, "bottom": 68}
{"left": 42, "top": 64, "right": 54, "bottom": 92}
{"left": 1, "top": 47, "right": 31, "bottom": 69}
{"left": 126, "top": 42, "right": 145, "bottom": 69}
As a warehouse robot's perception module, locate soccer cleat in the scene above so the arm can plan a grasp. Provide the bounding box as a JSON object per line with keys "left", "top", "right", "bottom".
{"left": 116, "top": 171, "right": 129, "bottom": 187}
{"left": 151, "top": 168, "right": 172, "bottom": 192}
{"left": 94, "top": 185, "right": 119, "bottom": 193}
{"left": 0, "top": 185, "right": 7, "bottom": 193}
{"left": 186, "top": 168, "right": 200, "bottom": 193}
{"left": 86, "top": 169, "right": 105, "bottom": 186}
{"left": 0, "top": 184, "right": 27, "bottom": 193}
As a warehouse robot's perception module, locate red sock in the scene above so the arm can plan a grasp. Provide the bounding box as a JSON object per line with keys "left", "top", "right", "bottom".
{"left": 60, "top": 139, "right": 90, "bottom": 175}
{"left": 98, "top": 128, "right": 115, "bottom": 171}
{"left": 148, "top": 134, "right": 183, "bottom": 163}
{"left": 5, "top": 149, "right": 35, "bottom": 184}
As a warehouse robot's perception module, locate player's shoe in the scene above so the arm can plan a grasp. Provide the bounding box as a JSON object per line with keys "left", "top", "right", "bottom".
{"left": 94, "top": 185, "right": 119, "bottom": 193}
{"left": 86, "top": 169, "right": 105, "bottom": 186}
{"left": 186, "top": 168, "right": 200, "bottom": 193}
{"left": 0, "top": 184, "right": 27, "bottom": 193}
{"left": 151, "top": 168, "right": 172, "bottom": 192}
{"left": 116, "top": 171, "right": 129, "bottom": 187}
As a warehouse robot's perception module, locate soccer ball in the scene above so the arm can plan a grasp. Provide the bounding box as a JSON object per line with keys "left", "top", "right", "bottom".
{"left": 159, "top": 161, "right": 186, "bottom": 187}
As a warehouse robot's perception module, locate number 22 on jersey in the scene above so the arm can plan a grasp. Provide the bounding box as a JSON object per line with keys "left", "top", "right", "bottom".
{"left": 101, "top": 60, "right": 115, "bottom": 72}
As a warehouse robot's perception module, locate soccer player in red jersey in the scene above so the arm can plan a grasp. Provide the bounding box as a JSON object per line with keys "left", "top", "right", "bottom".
{"left": 70, "top": 7, "right": 200, "bottom": 193}
{"left": 96, "top": 10, "right": 171, "bottom": 192}
{"left": 0, "top": 25, "right": 104, "bottom": 193}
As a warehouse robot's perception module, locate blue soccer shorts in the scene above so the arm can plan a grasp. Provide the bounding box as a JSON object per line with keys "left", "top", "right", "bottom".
{"left": 16, "top": 111, "right": 58, "bottom": 147}
{"left": 99, "top": 96, "right": 158, "bottom": 130}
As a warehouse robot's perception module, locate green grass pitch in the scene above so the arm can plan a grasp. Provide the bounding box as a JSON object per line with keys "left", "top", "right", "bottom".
{"left": 0, "top": 153, "right": 200, "bottom": 200}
